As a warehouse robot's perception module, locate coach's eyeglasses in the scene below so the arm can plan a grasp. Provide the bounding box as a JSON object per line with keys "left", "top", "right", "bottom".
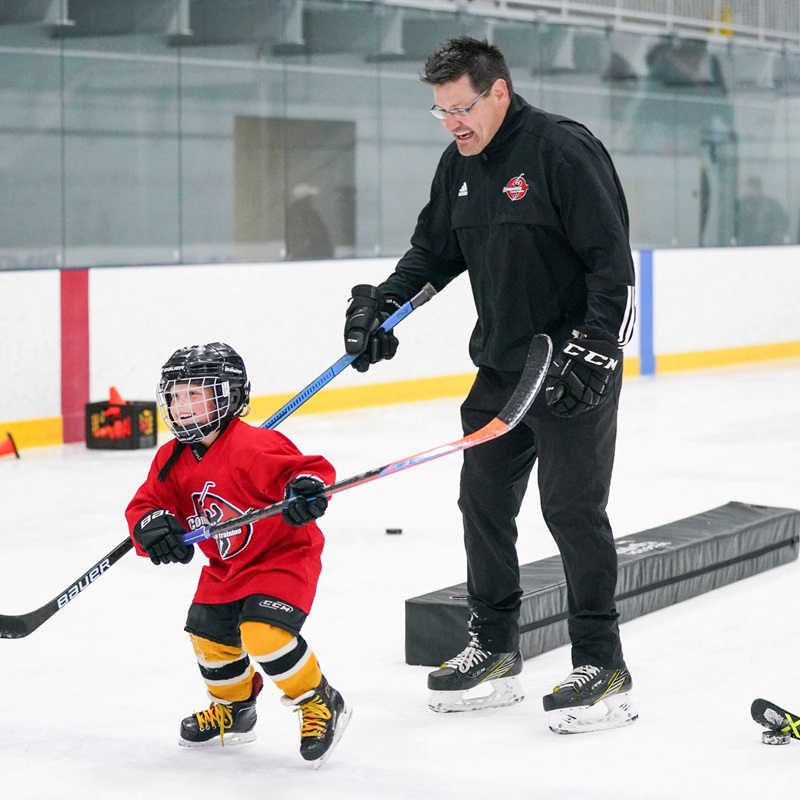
{"left": 429, "top": 88, "right": 489, "bottom": 120}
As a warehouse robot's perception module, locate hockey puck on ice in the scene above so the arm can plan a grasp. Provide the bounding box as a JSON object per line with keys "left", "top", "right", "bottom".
{"left": 761, "top": 729, "right": 791, "bottom": 745}
{"left": 385, "top": 528, "right": 403, "bottom": 535}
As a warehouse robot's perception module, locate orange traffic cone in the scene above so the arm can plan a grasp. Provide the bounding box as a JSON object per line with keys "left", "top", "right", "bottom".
{"left": 108, "top": 386, "right": 126, "bottom": 406}
{"left": 0, "top": 432, "right": 20, "bottom": 459}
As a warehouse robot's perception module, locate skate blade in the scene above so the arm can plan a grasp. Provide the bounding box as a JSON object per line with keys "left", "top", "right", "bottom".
{"left": 548, "top": 692, "right": 638, "bottom": 734}
{"left": 428, "top": 676, "right": 524, "bottom": 713}
{"left": 178, "top": 730, "right": 257, "bottom": 748}
{"left": 307, "top": 705, "right": 352, "bottom": 770}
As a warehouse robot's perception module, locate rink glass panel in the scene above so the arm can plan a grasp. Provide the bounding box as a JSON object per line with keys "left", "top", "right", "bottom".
{"left": 0, "top": 0, "right": 798, "bottom": 271}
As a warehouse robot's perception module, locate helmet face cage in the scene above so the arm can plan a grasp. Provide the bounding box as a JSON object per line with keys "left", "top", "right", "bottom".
{"left": 157, "top": 376, "right": 233, "bottom": 443}
{"left": 156, "top": 342, "right": 250, "bottom": 443}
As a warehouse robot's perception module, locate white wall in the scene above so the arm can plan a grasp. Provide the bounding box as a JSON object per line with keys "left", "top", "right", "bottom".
{"left": 0, "top": 270, "right": 61, "bottom": 421}
{"left": 653, "top": 246, "right": 800, "bottom": 353}
{"left": 88, "top": 259, "right": 477, "bottom": 403}
{"left": 2, "top": 247, "right": 799, "bottom": 434}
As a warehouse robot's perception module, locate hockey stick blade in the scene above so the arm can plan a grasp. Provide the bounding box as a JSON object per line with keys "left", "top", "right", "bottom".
{"left": 261, "top": 283, "right": 437, "bottom": 429}
{"left": 751, "top": 698, "right": 800, "bottom": 738}
{"left": 0, "top": 289, "right": 437, "bottom": 640}
{"left": 184, "top": 334, "right": 552, "bottom": 544}
{"left": 0, "top": 538, "right": 134, "bottom": 639}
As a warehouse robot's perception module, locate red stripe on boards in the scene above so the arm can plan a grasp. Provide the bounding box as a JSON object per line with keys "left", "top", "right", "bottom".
{"left": 60, "top": 269, "right": 90, "bottom": 443}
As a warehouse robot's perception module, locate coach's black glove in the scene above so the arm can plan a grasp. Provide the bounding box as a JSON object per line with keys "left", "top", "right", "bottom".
{"left": 344, "top": 284, "right": 400, "bottom": 373}
{"left": 545, "top": 326, "right": 622, "bottom": 418}
{"left": 282, "top": 476, "right": 329, "bottom": 527}
{"left": 134, "top": 509, "right": 194, "bottom": 565}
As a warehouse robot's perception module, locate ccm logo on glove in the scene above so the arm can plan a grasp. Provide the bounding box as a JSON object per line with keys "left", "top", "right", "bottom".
{"left": 545, "top": 327, "right": 622, "bottom": 418}
{"left": 561, "top": 342, "right": 620, "bottom": 371}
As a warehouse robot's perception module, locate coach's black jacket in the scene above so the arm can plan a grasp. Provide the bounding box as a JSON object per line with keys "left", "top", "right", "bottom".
{"left": 379, "top": 92, "right": 636, "bottom": 373}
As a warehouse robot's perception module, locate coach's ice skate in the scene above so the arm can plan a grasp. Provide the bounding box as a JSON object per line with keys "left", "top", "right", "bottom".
{"left": 179, "top": 673, "right": 263, "bottom": 747}
{"left": 427, "top": 641, "right": 523, "bottom": 713}
{"left": 543, "top": 664, "right": 637, "bottom": 734}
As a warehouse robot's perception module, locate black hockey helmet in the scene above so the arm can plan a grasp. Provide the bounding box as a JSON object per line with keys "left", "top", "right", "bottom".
{"left": 157, "top": 342, "right": 251, "bottom": 442}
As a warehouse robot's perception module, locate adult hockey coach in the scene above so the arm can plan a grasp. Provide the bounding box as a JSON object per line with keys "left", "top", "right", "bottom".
{"left": 342, "top": 36, "right": 637, "bottom": 734}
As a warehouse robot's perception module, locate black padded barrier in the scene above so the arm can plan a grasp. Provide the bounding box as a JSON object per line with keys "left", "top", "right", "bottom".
{"left": 405, "top": 502, "right": 800, "bottom": 666}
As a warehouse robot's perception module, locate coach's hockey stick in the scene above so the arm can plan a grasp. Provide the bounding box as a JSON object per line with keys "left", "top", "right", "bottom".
{"left": 0, "top": 286, "right": 438, "bottom": 640}
{"left": 183, "top": 334, "right": 552, "bottom": 546}
{"left": 262, "top": 283, "right": 437, "bottom": 429}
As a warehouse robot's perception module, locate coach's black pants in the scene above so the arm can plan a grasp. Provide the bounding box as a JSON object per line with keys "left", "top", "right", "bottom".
{"left": 458, "top": 364, "right": 625, "bottom": 669}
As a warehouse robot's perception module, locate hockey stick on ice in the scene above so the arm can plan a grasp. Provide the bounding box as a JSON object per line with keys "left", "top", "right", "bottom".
{"left": 183, "top": 334, "right": 552, "bottom": 546}
{"left": 0, "top": 285, "right": 437, "bottom": 640}
{"left": 0, "top": 538, "right": 137, "bottom": 639}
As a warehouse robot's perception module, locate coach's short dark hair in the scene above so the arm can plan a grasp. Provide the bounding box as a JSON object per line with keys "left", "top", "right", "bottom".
{"left": 421, "top": 36, "right": 513, "bottom": 94}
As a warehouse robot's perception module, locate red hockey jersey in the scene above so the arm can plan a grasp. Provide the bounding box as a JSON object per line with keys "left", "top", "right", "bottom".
{"left": 125, "top": 418, "right": 335, "bottom": 612}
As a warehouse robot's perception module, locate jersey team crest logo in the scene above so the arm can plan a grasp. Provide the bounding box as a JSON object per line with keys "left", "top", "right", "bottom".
{"left": 502, "top": 174, "right": 529, "bottom": 201}
{"left": 189, "top": 481, "right": 252, "bottom": 559}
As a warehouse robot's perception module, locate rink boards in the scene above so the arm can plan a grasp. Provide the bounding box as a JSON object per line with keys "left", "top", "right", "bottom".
{"left": 405, "top": 501, "right": 800, "bottom": 666}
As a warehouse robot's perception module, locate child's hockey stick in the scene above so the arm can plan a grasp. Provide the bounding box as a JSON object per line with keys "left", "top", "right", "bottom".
{"left": 183, "top": 334, "right": 552, "bottom": 545}
{"left": 262, "top": 283, "right": 437, "bottom": 429}
{"left": 0, "top": 538, "right": 142, "bottom": 639}
{"left": 0, "top": 285, "right": 437, "bottom": 640}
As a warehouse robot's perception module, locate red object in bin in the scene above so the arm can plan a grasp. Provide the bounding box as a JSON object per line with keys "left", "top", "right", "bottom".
{"left": 0, "top": 432, "right": 20, "bottom": 458}
{"left": 85, "top": 389, "right": 156, "bottom": 450}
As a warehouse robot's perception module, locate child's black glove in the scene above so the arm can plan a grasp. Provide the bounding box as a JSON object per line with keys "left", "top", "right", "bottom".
{"left": 134, "top": 509, "right": 194, "bottom": 565}
{"left": 282, "top": 476, "right": 329, "bottom": 527}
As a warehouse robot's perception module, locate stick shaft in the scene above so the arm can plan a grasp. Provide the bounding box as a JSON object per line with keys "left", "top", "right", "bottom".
{"left": 260, "top": 283, "right": 436, "bottom": 429}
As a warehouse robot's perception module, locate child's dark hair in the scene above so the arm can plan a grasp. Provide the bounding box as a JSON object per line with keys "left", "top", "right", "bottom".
{"left": 421, "top": 36, "right": 513, "bottom": 94}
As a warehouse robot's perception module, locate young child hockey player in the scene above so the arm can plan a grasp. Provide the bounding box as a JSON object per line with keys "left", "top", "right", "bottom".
{"left": 125, "top": 341, "right": 350, "bottom": 766}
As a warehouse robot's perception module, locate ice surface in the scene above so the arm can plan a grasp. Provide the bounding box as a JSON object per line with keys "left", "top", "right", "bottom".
{"left": 1, "top": 361, "right": 799, "bottom": 799}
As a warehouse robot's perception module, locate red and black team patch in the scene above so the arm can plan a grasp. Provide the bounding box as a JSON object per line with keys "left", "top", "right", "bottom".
{"left": 191, "top": 481, "right": 253, "bottom": 559}
{"left": 502, "top": 174, "right": 529, "bottom": 201}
